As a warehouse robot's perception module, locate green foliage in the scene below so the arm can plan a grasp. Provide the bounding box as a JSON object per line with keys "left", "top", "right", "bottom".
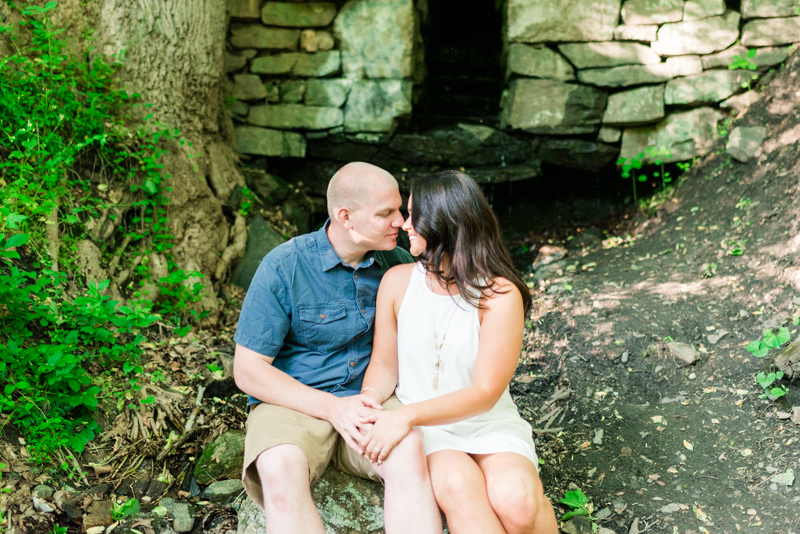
{"left": 112, "top": 498, "right": 141, "bottom": 520}
{"left": 0, "top": 2, "right": 205, "bottom": 467}
{"left": 746, "top": 327, "right": 791, "bottom": 399}
{"left": 728, "top": 48, "right": 760, "bottom": 89}
{"left": 559, "top": 488, "right": 596, "bottom": 529}
{"left": 616, "top": 153, "right": 646, "bottom": 205}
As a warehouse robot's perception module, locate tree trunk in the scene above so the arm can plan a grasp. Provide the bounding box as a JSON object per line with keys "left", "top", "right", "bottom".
{"left": 83, "top": 0, "right": 245, "bottom": 324}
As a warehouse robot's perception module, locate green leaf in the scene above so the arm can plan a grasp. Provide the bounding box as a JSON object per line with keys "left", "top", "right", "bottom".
{"left": 5, "top": 213, "right": 28, "bottom": 229}
{"left": 776, "top": 327, "right": 791, "bottom": 346}
{"left": 4, "top": 233, "right": 28, "bottom": 249}
{"left": 562, "top": 508, "right": 590, "bottom": 520}
{"left": 175, "top": 325, "right": 191, "bottom": 337}
{"left": 764, "top": 329, "right": 781, "bottom": 349}
{"left": 769, "top": 386, "right": 786, "bottom": 398}
{"left": 141, "top": 395, "right": 155, "bottom": 404}
{"left": 559, "top": 489, "right": 589, "bottom": 509}
{"left": 746, "top": 48, "right": 757, "bottom": 58}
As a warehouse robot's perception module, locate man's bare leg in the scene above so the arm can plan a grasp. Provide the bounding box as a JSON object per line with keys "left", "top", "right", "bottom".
{"left": 371, "top": 430, "right": 443, "bottom": 534}
{"left": 255, "top": 444, "right": 325, "bottom": 534}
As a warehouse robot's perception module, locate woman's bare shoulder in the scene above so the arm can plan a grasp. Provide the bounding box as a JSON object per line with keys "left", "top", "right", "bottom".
{"left": 484, "top": 277, "right": 523, "bottom": 308}
{"left": 380, "top": 263, "right": 416, "bottom": 289}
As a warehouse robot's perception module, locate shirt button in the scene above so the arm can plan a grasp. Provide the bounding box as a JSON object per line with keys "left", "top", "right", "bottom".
{"left": 350, "top": 362, "right": 355, "bottom": 367}
{"left": 321, "top": 314, "right": 326, "bottom": 319}
{"left": 354, "top": 274, "right": 359, "bottom": 279}
{"left": 361, "top": 308, "right": 365, "bottom": 313}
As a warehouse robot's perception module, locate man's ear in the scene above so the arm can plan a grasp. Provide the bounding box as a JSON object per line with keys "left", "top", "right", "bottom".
{"left": 335, "top": 207, "right": 352, "bottom": 229}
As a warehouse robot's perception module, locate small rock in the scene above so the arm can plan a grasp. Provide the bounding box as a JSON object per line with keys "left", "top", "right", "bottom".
{"left": 726, "top": 126, "right": 767, "bottom": 163}
{"left": 629, "top": 518, "right": 640, "bottom": 534}
{"left": 659, "top": 503, "right": 681, "bottom": 513}
{"left": 32, "top": 484, "right": 55, "bottom": 500}
{"left": 597, "top": 527, "right": 617, "bottom": 534}
{"left": 562, "top": 515, "right": 594, "bottom": 534}
{"left": 621, "top": 352, "right": 629, "bottom": 363}
{"left": 595, "top": 507, "right": 612, "bottom": 519}
{"left": 766, "top": 466, "right": 779, "bottom": 473}
{"left": 82, "top": 500, "right": 114, "bottom": 533}
{"left": 770, "top": 469, "right": 795, "bottom": 486}
{"left": 593, "top": 429, "right": 604, "bottom": 445}
{"left": 160, "top": 498, "right": 195, "bottom": 533}
{"left": 776, "top": 411, "right": 792, "bottom": 420}
{"left": 792, "top": 406, "right": 800, "bottom": 424}
{"left": 613, "top": 499, "right": 627, "bottom": 513}
{"left": 85, "top": 528, "right": 106, "bottom": 534}
{"left": 32, "top": 496, "right": 55, "bottom": 513}
{"left": 199, "top": 479, "right": 245, "bottom": 504}
{"left": 706, "top": 330, "right": 729, "bottom": 344}
{"left": 533, "top": 245, "right": 568, "bottom": 270}
{"left": 667, "top": 342, "right": 698, "bottom": 367}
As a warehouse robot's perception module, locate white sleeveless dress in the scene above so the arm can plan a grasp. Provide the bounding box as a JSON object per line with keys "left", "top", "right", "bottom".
{"left": 395, "top": 263, "right": 538, "bottom": 467}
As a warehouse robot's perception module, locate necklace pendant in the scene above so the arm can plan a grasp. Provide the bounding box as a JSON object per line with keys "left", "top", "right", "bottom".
{"left": 433, "top": 372, "right": 439, "bottom": 389}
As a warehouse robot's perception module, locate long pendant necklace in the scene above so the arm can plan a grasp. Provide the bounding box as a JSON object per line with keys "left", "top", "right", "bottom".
{"left": 428, "top": 272, "right": 458, "bottom": 389}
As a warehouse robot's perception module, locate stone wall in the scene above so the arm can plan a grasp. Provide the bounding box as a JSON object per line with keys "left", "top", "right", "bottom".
{"left": 226, "top": 0, "right": 423, "bottom": 158}
{"left": 502, "top": 0, "right": 799, "bottom": 165}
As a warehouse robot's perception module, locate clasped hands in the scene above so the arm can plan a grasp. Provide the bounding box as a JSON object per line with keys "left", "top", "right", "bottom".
{"left": 330, "top": 395, "right": 412, "bottom": 466}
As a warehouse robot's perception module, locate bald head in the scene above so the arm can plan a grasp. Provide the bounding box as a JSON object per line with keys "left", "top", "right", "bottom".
{"left": 327, "top": 162, "right": 398, "bottom": 220}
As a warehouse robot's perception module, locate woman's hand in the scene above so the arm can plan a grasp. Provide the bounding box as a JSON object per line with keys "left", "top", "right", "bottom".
{"left": 359, "top": 409, "right": 412, "bottom": 465}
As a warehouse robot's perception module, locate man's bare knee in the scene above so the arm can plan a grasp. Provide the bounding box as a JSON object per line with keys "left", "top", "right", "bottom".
{"left": 256, "top": 444, "right": 310, "bottom": 490}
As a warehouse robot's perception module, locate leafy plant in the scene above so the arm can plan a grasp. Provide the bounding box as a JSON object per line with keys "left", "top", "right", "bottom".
{"left": 112, "top": 498, "right": 141, "bottom": 520}
{"left": 646, "top": 146, "right": 673, "bottom": 197}
{"left": 728, "top": 48, "right": 760, "bottom": 90}
{"left": 558, "top": 488, "right": 597, "bottom": 531}
{"left": 746, "top": 327, "right": 791, "bottom": 399}
{"left": 617, "top": 152, "right": 646, "bottom": 205}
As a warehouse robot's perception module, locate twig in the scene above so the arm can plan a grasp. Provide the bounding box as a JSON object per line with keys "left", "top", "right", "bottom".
{"left": 534, "top": 427, "right": 563, "bottom": 434}
{"left": 184, "top": 385, "right": 206, "bottom": 434}
{"left": 63, "top": 447, "right": 90, "bottom": 487}
{"left": 156, "top": 426, "right": 205, "bottom": 462}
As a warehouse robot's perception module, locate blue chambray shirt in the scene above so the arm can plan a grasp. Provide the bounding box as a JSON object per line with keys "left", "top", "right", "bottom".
{"left": 234, "top": 221, "right": 413, "bottom": 406}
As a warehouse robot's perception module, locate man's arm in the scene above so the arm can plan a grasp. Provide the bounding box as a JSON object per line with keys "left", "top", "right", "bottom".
{"left": 233, "top": 343, "right": 381, "bottom": 454}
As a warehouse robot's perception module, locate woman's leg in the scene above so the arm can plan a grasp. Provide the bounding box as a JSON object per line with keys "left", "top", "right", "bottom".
{"left": 473, "top": 453, "right": 558, "bottom": 534}
{"left": 427, "top": 450, "right": 507, "bottom": 534}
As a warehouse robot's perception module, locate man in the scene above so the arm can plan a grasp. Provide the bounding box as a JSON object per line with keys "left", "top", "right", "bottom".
{"left": 233, "top": 162, "right": 442, "bottom": 534}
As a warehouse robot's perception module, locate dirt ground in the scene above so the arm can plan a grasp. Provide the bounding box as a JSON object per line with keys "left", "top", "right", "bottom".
{"left": 518, "top": 52, "right": 800, "bottom": 534}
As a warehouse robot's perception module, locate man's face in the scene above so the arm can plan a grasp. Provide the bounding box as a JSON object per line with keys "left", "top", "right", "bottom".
{"left": 348, "top": 183, "right": 404, "bottom": 251}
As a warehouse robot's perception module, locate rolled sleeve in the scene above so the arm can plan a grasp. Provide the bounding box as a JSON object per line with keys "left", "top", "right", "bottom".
{"left": 234, "top": 258, "right": 291, "bottom": 356}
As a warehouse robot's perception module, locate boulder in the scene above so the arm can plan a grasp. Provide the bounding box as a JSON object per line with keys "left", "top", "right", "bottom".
{"left": 231, "top": 74, "right": 268, "bottom": 101}
{"left": 294, "top": 51, "right": 341, "bottom": 77}
{"left": 194, "top": 431, "right": 247, "bottom": 484}
{"left": 199, "top": 479, "right": 245, "bottom": 504}
{"left": 224, "top": 52, "right": 248, "bottom": 73}
{"left": 701, "top": 45, "right": 747, "bottom": 69}
{"left": 300, "top": 30, "right": 336, "bottom": 53}
{"left": 236, "top": 467, "right": 388, "bottom": 534}
{"left": 621, "top": 0, "right": 683, "bottom": 25}
{"left": 683, "top": 0, "right": 725, "bottom": 21}
{"left": 228, "top": 0, "right": 261, "bottom": 19}
{"left": 261, "top": 2, "right": 338, "bottom": 27}
{"left": 501, "top": 79, "right": 607, "bottom": 135}
{"left": 602, "top": 84, "right": 665, "bottom": 126}
{"left": 558, "top": 42, "right": 661, "bottom": 69}
{"left": 577, "top": 63, "right": 673, "bottom": 87}
{"left": 430, "top": 125, "right": 532, "bottom": 166}
{"left": 344, "top": 80, "right": 413, "bottom": 133}
{"left": 506, "top": 0, "right": 622, "bottom": 43}
{"left": 651, "top": 12, "right": 740, "bottom": 56}
{"left": 726, "top": 126, "right": 767, "bottom": 162}
{"left": 334, "top": 0, "right": 416, "bottom": 79}
{"left": 620, "top": 107, "right": 722, "bottom": 163}
{"left": 251, "top": 53, "right": 299, "bottom": 74}
{"left": 614, "top": 24, "right": 658, "bottom": 41}
{"left": 279, "top": 80, "right": 306, "bottom": 103}
{"left": 667, "top": 342, "right": 699, "bottom": 366}
{"left": 506, "top": 44, "right": 576, "bottom": 81}
{"left": 665, "top": 70, "right": 748, "bottom": 105}
{"left": 230, "top": 24, "right": 300, "bottom": 50}
{"left": 235, "top": 126, "right": 307, "bottom": 158}
{"left": 538, "top": 139, "right": 619, "bottom": 171}
{"left": 742, "top": 17, "right": 800, "bottom": 46}
{"left": 666, "top": 55, "right": 703, "bottom": 76}
{"left": 249, "top": 104, "right": 343, "bottom": 130}
{"left": 230, "top": 214, "right": 284, "bottom": 290}
{"left": 752, "top": 46, "right": 793, "bottom": 68}
{"left": 598, "top": 126, "right": 622, "bottom": 143}
{"left": 305, "top": 79, "right": 353, "bottom": 107}
{"left": 742, "top": 0, "right": 798, "bottom": 19}
{"left": 720, "top": 89, "right": 760, "bottom": 114}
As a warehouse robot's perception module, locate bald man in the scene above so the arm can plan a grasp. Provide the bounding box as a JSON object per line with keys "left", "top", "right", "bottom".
{"left": 233, "top": 163, "right": 442, "bottom": 534}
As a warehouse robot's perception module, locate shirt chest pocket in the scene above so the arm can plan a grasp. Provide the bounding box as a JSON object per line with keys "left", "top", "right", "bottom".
{"left": 297, "top": 301, "right": 348, "bottom": 352}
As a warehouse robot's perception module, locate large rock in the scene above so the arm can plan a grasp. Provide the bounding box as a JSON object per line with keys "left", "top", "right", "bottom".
{"left": 228, "top": 0, "right": 261, "bottom": 19}
{"left": 683, "top": 0, "right": 725, "bottom": 21}
{"left": 305, "top": 79, "right": 353, "bottom": 107}
{"left": 742, "top": 0, "right": 798, "bottom": 19}
{"left": 614, "top": 24, "right": 658, "bottom": 41}
{"left": 577, "top": 63, "right": 673, "bottom": 87}
{"left": 344, "top": 80, "right": 413, "bottom": 133}
{"left": 224, "top": 52, "right": 248, "bottom": 73}
{"left": 506, "top": 44, "right": 576, "bottom": 81}
{"left": 261, "top": 2, "right": 338, "bottom": 27}
{"left": 236, "top": 467, "right": 387, "bottom": 534}
{"left": 666, "top": 55, "right": 703, "bottom": 76}
{"left": 726, "top": 126, "right": 767, "bottom": 162}
{"left": 235, "top": 126, "right": 307, "bottom": 158}
{"left": 602, "top": 84, "right": 665, "bottom": 126}
{"left": 249, "top": 104, "right": 343, "bottom": 130}
{"left": 506, "top": 0, "right": 622, "bottom": 43}
{"left": 665, "top": 70, "right": 748, "bottom": 105}
{"left": 294, "top": 51, "right": 341, "bottom": 77}
{"left": 720, "top": 89, "right": 760, "bottom": 114}
{"left": 334, "top": 0, "right": 416, "bottom": 79}
{"left": 598, "top": 126, "right": 622, "bottom": 143}
{"left": 621, "top": 0, "right": 683, "bottom": 24}
{"left": 701, "top": 45, "right": 748, "bottom": 69}
{"left": 742, "top": 17, "right": 800, "bottom": 46}
{"left": 558, "top": 42, "right": 661, "bottom": 68}
{"left": 194, "top": 431, "right": 247, "bottom": 485}
{"left": 251, "top": 53, "right": 299, "bottom": 74}
{"left": 620, "top": 107, "right": 722, "bottom": 163}
{"left": 501, "top": 79, "right": 607, "bottom": 134}
{"left": 651, "top": 12, "right": 740, "bottom": 56}
{"left": 231, "top": 74, "right": 268, "bottom": 101}
{"left": 231, "top": 216, "right": 287, "bottom": 290}
{"left": 230, "top": 24, "right": 300, "bottom": 50}
{"left": 537, "top": 139, "right": 619, "bottom": 171}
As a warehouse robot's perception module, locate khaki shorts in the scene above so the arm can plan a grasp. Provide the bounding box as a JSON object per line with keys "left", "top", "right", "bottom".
{"left": 241, "top": 396, "right": 402, "bottom": 508}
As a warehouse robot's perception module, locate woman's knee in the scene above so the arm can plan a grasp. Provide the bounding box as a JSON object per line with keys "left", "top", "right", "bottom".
{"left": 431, "top": 463, "right": 484, "bottom": 510}
{"left": 486, "top": 475, "right": 545, "bottom": 527}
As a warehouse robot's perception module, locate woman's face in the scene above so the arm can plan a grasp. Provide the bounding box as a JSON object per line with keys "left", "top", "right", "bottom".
{"left": 402, "top": 195, "right": 427, "bottom": 256}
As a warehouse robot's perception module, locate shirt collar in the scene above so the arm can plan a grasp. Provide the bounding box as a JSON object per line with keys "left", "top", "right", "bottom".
{"left": 316, "top": 220, "right": 377, "bottom": 271}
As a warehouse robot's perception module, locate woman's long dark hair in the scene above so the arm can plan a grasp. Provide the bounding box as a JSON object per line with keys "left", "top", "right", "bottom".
{"left": 410, "top": 170, "right": 532, "bottom": 316}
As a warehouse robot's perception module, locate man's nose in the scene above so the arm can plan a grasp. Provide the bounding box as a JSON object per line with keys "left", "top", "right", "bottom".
{"left": 393, "top": 211, "right": 405, "bottom": 227}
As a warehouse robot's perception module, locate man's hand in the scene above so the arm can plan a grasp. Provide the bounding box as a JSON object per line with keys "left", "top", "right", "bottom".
{"left": 326, "top": 394, "right": 382, "bottom": 454}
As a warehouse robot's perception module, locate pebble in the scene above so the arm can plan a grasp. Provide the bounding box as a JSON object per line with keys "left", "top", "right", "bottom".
{"left": 688, "top": 373, "right": 696, "bottom": 379}
{"left": 32, "top": 485, "right": 55, "bottom": 500}
{"left": 595, "top": 507, "right": 612, "bottom": 519}
{"left": 621, "top": 352, "right": 628, "bottom": 363}
{"left": 199, "top": 479, "right": 245, "bottom": 504}
{"left": 160, "top": 498, "right": 195, "bottom": 533}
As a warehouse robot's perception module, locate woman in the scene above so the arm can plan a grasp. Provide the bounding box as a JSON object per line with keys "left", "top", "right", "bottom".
{"left": 357, "top": 171, "right": 558, "bottom": 534}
